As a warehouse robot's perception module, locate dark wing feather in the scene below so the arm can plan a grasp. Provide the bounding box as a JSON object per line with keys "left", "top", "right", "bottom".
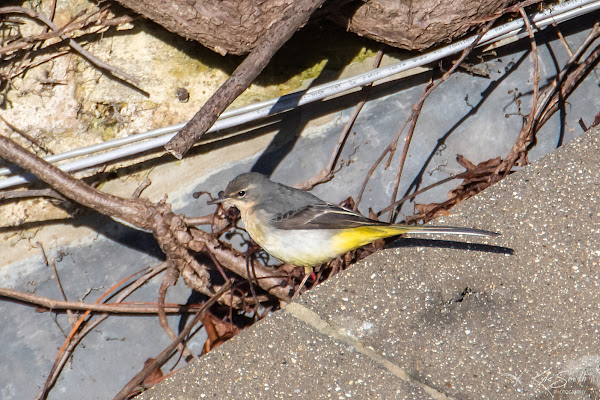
{"left": 270, "top": 203, "right": 387, "bottom": 230}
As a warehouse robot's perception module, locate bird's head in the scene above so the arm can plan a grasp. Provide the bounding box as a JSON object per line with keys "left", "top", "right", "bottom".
{"left": 208, "top": 172, "right": 268, "bottom": 212}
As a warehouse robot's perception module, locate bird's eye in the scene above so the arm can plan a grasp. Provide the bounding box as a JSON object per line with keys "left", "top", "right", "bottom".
{"left": 237, "top": 190, "right": 246, "bottom": 197}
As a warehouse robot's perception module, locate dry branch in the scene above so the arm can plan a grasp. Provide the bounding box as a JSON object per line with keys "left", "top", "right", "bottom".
{"left": 0, "top": 133, "right": 293, "bottom": 307}
{"left": 0, "top": 9, "right": 131, "bottom": 57}
{"left": 0, "top": 115, "right": 54, "bottom": 155}
{"left": 0, "top": 134, "right": 216, "bottom": 307}
{"left": 0, "top": 188, "right": 67, "bottom": 201}
{"left": 0, "top": 134, "right": 150, "bottom": 227}
{"left": 0, "top": 287, "right": 204, "bottom": 314}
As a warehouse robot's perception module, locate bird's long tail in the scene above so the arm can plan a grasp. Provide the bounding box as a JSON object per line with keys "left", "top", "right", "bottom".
{"left": 332, "top": 224, "right": 498, "bottom": 255}
{"left": 394, "top": 225, "right": 499, "bottom": 237}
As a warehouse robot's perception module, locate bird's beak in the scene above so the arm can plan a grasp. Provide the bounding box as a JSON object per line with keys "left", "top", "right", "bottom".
{"left": 207, "top": 191, "right": 226, "bottom": 205}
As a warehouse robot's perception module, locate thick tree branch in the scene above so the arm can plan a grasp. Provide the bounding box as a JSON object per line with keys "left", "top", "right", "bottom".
{"left": 0, "top": 134, "right": 151, "bottom": 229}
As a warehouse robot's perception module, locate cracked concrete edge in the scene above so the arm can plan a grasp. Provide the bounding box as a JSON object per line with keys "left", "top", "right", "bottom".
{"left": 284, "top": 303, "right": 453, "bottom": 400}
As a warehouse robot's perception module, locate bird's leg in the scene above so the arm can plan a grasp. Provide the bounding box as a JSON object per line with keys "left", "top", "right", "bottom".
{"left": 291, "top": 266, "right": 314, "bottom": 301}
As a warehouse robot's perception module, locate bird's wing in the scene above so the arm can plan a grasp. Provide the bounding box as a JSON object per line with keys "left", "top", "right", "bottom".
{"left": 270, "top": 203, "right": 386, "bottom": 230}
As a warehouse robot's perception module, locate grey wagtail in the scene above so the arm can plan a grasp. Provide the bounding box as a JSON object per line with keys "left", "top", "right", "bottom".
{"left": 209, "top": 172, "right": 498, "bottom": 291}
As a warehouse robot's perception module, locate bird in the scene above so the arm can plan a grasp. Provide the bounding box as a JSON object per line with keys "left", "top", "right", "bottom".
{"left": 209, "top": 172, "right": 498, "bottom": 295}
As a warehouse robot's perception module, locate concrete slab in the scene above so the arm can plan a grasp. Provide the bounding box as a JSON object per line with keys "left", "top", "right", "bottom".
{"left": 139, "top": 311, "right": 436, "bottom": 400}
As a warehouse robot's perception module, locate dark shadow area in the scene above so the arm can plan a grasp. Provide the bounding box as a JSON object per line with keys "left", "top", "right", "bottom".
{"left": 0, "top": 207, "right": 164, "bottom": 260}
{"left": 176, "top": 288, "right": 205, "bottom": 335}
{"left": 132, "top": 6, "right": 381, "bottom": 87}
{"left": 387, "top": 237, "right": 514, "bottom": 255}
{"left": 177, "top": 288, "right": 257, "bottom": 336}
{"left": 250, "top": 109, "right": 302, "bottom": 175}
{"left": 542, "top": 39, "right": 567, "bottom": 149}
{"left": 0, "top": 0, "right": 29, "bottom": 5}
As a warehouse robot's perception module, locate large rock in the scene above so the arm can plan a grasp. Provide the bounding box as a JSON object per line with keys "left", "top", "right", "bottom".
{"left": 114, "top": 0, "right": 507, "bottom": 54}
{"left": 338, "top": 0, "right": 507, "bottom": 50}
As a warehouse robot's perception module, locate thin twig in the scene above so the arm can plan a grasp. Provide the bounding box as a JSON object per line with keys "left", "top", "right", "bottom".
{"left": 0, "top": 287, "right": 205, "bottom": 314}
{"left": 36, "top": 241, "right": 75, "bottom": 321}
{"left": 354, "top": 113, "right": 412, "bottom": 209}
{"left": 183, "top": 214, "right": 214, "bottom": 226}
{"left": 519, "top": 6, "right": 540, "bottom": 138}
{"left": 537, "top": 42, "right": 600, "bottom": 130}
{"left": 35, "top": 265, "right": 167, "bottom": 400}
{"left": 376, "top": 165, "right": 499, "bottom": 216}
{"left": 157, "top": 265, "right": 195, "bottom": 361}
{"left": 35, "top": 244, "right": 65, "bottom": 301}
{"left": 131, "top": 177, "right": 151, "bottom": 199}
{"left": 553, "top": 23, "right": 573, "bottom": 57}
{"left": 294, "top": 49, "right": 385, "bottom": 190}
{"left": 8, "top": 49, "right": 69, "bottom": 80}
{"left": 13, "top": 0, "right": 57, "bottom": 81}
{"left": 491, "top": 7, "right": 541, "bottom": 181}
{"left": 388, "top": 81, "right": 432, "bottom": 222}
{"left": 0, "top": 115, "right": 54, "bottom": 154}
{"left": 1, "top": 13, "right": 133, "bottom": 57}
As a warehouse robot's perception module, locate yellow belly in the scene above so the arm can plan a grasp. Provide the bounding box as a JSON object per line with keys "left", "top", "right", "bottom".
{"left": 242, "top": 211, "right": 406, "bottom": 268}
